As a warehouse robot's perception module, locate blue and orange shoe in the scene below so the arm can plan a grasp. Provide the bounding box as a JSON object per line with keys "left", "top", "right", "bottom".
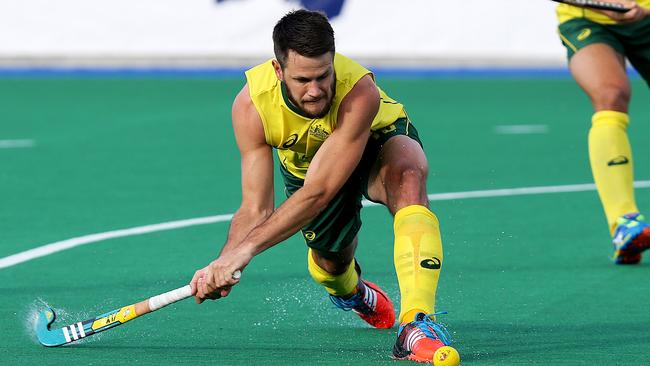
{"left": 612, "top": 213, "right": 650, "bottom": 264}
{"left": 392, "top": 312, "right": 452, "bottom": 363}
{"left": 329, "top": 280, "right": 395, "bottom": 329}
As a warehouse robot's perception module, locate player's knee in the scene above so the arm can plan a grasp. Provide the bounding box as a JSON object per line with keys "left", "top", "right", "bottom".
{"left": 308, "top": 250, "right": 349, "bottom": 277}
{"left": 387, "top": 164, "right": 426, "bottom": 190}
{"left": 593, "top": 85, "right": 630, "bottom": 110}
{"left": 382, "top": 165, "right": 428, "bottom": 211}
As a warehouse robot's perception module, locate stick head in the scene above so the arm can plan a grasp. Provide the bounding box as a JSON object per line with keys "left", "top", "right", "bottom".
{"left": 35, "top": 307, "right": 67, "bottom": 347}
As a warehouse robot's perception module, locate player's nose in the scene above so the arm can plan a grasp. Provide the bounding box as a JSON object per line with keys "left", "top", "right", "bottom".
{"left": 306, "top": 81, "right": 324, "bottom": 99}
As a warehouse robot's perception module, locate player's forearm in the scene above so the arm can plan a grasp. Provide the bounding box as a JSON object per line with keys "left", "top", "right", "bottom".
{"left": 221, "top": 206, "right": 274, "bottom": 254}
{"left": 239, "top": 185, "right": 328, "bottom": 256}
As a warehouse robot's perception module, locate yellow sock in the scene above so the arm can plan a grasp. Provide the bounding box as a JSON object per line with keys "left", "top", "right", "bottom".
{"left": 393, "top": 205, "right": 443, "bottom": 323}
{"left": 589, "top": 111, "right": 639, "bottom": 233}
{"left": 307, "top": 249, "right": 358, "bottom": 297}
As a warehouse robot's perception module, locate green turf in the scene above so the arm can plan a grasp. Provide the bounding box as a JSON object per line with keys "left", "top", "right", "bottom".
{"left": 1, "top": 77, "right": 649, "bottom": 365}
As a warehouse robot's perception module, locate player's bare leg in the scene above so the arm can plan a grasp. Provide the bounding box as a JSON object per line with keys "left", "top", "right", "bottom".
{"left": 367, "top": 135, "right": 454, "bottom": 363}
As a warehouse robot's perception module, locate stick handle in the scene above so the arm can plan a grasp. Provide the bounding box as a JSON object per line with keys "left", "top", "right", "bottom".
{"left": 146, "top": 269, "right": 242, "bottom": 311}
{"left": 148, "top": 285, "right": 192, "bottom": 311}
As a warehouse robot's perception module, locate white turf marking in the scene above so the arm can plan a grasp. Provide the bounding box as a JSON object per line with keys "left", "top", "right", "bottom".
{"left": 0, "top": 215, "right": 232, "bottom": 269}
{"left": 494, "top": 125, "right": 549, "bottom": 135}
{"left": 0, "top": 139, "right": 35, "bottom": 148}
{"left": 2, "top": 181, "right": 650, "bottom": 270}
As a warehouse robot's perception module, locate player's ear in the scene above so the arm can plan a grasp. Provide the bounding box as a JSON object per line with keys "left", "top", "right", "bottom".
{"left": 272, "top": 60, "right": 283, "bottom": 81}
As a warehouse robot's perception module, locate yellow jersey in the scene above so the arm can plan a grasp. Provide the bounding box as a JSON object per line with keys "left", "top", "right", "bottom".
{"left": 557, "top": 0, "right": 650, "bottom": 24}
{"left": 245, "top": 53, "right": 406, "bottom": 179}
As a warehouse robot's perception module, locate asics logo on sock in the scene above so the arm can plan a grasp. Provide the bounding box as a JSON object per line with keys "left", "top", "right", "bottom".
{"left": 420, "top": 257, "right": 441, "bottom": 269}
{"left": 608, "top": 156, "right": 629, "bottom": 166}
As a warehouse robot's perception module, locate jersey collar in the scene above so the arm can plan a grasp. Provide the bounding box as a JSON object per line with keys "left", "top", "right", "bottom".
{"left": 280, "top": 81, "right": 312, "bottom": 119}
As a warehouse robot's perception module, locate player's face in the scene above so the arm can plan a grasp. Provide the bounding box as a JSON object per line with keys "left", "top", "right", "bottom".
{"left": 273, "top": 50, "right": 336, "bottom": 119}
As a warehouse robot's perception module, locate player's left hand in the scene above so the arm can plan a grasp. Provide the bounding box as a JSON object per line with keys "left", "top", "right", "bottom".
{"left": 599, "top": 0, "right": 648, "bottom": 23}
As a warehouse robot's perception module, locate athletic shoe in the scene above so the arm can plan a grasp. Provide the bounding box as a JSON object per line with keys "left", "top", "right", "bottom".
{"left": 392, "top": 312, "right": 452, "bottom": 363}
{"left": 612, "top": 213, "right": 650, "bottom": 264}
{"left": 329, "top": 280, "right": 395, "bottom": 329}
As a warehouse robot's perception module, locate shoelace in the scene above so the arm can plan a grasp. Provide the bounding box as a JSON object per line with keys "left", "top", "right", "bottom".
{"left": 329, "top": 281, "right": 375, "bottom": 313}
{"left": 329, "top": 291, "right": 367, "bottom": 312}
{"left": 411, "top": 312, "right": 453, "bottom": 346}
{"left": 614, "top": 215, "right": 648, "bottom": 247}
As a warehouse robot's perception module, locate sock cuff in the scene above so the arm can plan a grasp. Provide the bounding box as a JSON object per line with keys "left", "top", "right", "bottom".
{"left": 307, "top": 248, "right": 329, "bottom": 277}
{"left": 394, "top": 205, "right": 438, "bottom": 226}
{"left": 307, "top": 249, "right": 358, "bottom": 296}
{"left": 592, "top": 110, "right": 629, "bottom": 129}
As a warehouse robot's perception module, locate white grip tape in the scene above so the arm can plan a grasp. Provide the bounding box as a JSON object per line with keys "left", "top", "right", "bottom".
{"left": 148, "top": 285, "right": 192, "bottom": 311}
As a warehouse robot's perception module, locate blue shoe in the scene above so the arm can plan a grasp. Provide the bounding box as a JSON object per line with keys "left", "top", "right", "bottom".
{"left": 392, "top": 312, "right": 452, "bottom": 363}
{"left": 612, "top": 213, "right": 650, "bottom": 264}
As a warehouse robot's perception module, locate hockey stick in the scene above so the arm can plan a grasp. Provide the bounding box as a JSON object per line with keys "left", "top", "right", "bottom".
{"left": 551, "top": 0, "right": 631, "bottom": 13}
{"left": 36, "top": 270, "right": 241, "bottom": 347}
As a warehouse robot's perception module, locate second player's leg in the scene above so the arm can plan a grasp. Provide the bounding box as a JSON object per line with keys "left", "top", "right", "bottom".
{"left": 569, "top": 43, "right": 649, "bottom": 264}
{"left": 569, "top": 43, "right": 630, "bottom": 112}
{"left": 570, "top": 43, "right": 638, "bottom": 228}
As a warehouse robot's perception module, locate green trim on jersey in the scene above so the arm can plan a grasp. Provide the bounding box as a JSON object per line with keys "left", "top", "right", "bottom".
{"left": 280, "top": 82, "right": 309, "bottom": 118}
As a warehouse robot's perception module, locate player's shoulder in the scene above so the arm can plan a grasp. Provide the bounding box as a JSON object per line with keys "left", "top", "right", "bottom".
{"left": 233, "top": 84, "right": 253, "bottom": 109}
{"left": 245, "top": 59, "right": 279, "bottom": 97}
{"left": 233, "top": 84, "right": 262, "bottom": 123}
{"left": 334, "top": 53, "right": 371, "bottom": 81}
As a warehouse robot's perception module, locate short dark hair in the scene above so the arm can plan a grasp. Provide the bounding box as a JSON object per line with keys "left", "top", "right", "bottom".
{"left": 272, "top": 9, "right": 335, "bottom": 68}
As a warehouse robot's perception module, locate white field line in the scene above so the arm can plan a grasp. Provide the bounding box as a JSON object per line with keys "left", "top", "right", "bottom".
{"left": 0, "top": 139, "right": 35, "bottom": 148}
{"left": 494, "top": 125, "right": 549, "bottom": 134}
{"left": 0, "top": 214, "right": 232, "bottom": 269}
{"left": 2, "top": 181, "right": 650, "bottom": 270}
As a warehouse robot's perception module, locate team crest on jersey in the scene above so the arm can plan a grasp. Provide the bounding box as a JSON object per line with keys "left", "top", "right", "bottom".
{"left": 309, "top": 124, "right": 330, "bottom": 140}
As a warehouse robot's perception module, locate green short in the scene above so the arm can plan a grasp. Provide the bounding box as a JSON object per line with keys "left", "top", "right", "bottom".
{"left": 280, "top": 117, "right": 423, "bottom": 253}
{"left": 557, "top": 17, "right": 650, "bottom": 84}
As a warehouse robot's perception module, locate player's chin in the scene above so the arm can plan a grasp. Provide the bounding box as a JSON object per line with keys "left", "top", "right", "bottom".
{"left": 302, "top": 102, "right": 329, "bottom": 118}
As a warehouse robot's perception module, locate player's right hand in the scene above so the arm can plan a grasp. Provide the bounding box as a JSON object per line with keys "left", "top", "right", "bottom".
{"left": 191, "top": 250, "right": 249, "bottom": 303}
{"left": 599, "top": 0, "right": 648, "bottom": 23}
{"left": 191, "top": 266, "right": 235, "bottom": 304}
